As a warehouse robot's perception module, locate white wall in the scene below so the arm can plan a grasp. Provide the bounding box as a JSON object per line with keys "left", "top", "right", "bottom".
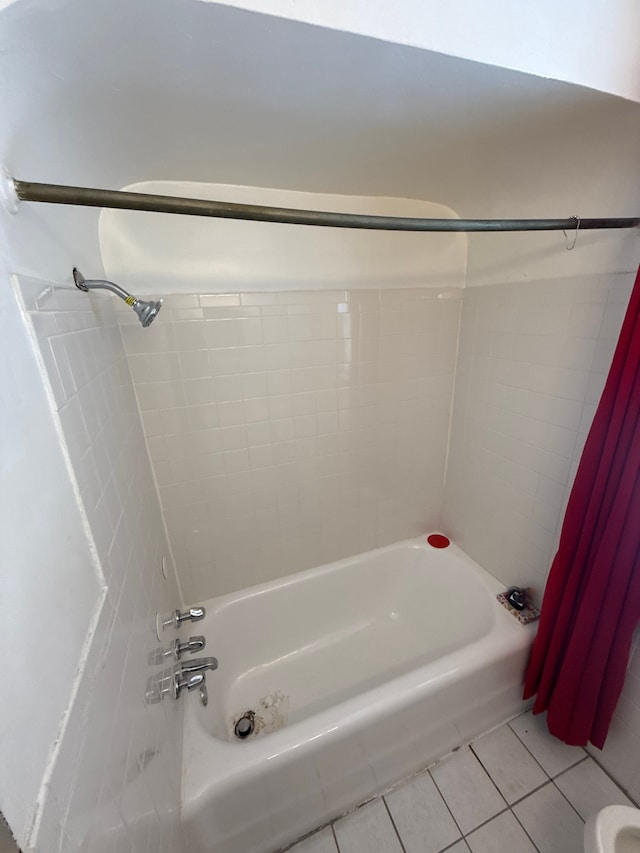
{"left": 2, "top": 0, "right": 639, "bottom": 292}
{"left": 208, "top": 0, "right": 640, "bottom": 104}
{"left": 13, "top": 276, "right": 187, "bottom": 853}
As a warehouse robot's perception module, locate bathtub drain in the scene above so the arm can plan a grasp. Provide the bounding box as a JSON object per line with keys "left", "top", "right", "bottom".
{"left": 234, "top": 711, "right": 256, "bottom": 739}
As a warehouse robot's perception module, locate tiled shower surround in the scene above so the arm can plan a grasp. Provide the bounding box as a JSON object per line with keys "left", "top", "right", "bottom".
{"left": 16, "top": 277, "right": 189, "bottom": 853}
{"left": 118, "top": 288, "right": 462, "bottom": 601}
{"left": 18, "top": 268, "right": 639, "bottom": 850}
{"left": 442, "top": 271, "right": 635, "bottom": 602}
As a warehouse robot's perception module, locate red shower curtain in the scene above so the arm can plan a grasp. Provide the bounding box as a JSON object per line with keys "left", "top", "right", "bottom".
{"left": 523, "top": 266, "right": 640, "bottom": 748}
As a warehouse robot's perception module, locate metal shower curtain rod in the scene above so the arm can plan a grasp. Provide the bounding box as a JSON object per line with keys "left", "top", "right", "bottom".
{"left": 10, "top": 178, "right": 640, "bottom": 233}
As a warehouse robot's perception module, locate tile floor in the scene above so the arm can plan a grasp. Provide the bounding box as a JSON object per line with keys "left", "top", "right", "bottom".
{"left": 285, "top": 710, "right": 637, "bottom": 853}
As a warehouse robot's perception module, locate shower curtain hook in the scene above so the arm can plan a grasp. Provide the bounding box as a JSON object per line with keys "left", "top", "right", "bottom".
{"left": 563, "top": 215, "right": 580, "bottom": 250}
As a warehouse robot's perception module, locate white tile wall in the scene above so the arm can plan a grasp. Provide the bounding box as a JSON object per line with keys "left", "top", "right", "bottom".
{"left": 1, "top": 278, "right": 103, "bottom": 849}
{"left": 442, "top": 272, "right": 635, "bottom": 604}
{"left": 117, "top": 288, "right": 462, "bottom": 601}
{"left": 16, "top": 278, "right": 187, "bottom": 853}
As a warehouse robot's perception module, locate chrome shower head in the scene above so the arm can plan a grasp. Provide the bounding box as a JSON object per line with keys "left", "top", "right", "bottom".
{"left": 73, "top": 268, "right": 163, "bottom": 328}
{"left": 133, "top": 299, "right": 163, "bottom": 328}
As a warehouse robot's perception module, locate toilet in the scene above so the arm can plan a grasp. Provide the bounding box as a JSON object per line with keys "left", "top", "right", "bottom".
{"left": 584, "top": 805, "right": 640, "bottom": 852}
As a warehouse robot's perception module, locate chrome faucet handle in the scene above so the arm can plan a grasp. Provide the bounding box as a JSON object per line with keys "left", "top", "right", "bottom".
{"left": 173, "top": 671, "right": 205, "bottom": 699}
{"left": 174, "top": 636, "right": 206, "bottom": 659}
{"left": 180, "top": 656, "right": 218, "bottom": 675}
{"left": 173, "top": 606, "right": 206, "bottom": 627}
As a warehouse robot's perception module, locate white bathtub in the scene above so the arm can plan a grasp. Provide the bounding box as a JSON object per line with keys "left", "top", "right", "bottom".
{"left": 181, "top": 538, "right": 536, "bottom": 853}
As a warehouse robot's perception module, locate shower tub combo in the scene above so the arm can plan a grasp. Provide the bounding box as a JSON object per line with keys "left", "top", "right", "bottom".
{"left": 181, "top": 538, "right": 536, "bottom": 853}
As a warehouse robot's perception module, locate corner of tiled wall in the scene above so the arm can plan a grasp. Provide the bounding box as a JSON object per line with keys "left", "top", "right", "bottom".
{"left": 15, "top": 276, "right": 189, "bottom": 853}
{"left": 441, "top": 271, "right": 636, "bottom": 607}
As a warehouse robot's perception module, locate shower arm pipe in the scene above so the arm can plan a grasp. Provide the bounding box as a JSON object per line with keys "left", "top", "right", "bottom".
{"left": 72, "top": 267, "right": 163, "bottom": 327}
{"left": 10, "top": 178, "right": 640, "bottom": 233}
{"left": 74, "top": 276, "right": 133, "bottom": 303}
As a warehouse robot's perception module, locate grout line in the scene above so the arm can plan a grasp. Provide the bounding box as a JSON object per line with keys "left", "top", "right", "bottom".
{"left": 506, "top": 715, "right": 587, "bottom": 780}
{"left": 440, "top": 839, "right": 471, "bottom": 852}
{"left": 507, "top": 777, "right": 560, "bottom": 809}
{"left": 586, "top": 751, "right": 640, "bottom": 808}
{"left": 381, "top": 796, "right": 408, "bottom": 853}
{"left": 427, "top": 761, "right": 511, "bottom": 841}
{"left": 551, "top": 778, "right": 587, "bottom": 824}
{"left": 440, "top": 291, "right": 464, "bottom": 494}
{"left": 428, "top": 768, "right": 466, "bottom": 839}
{"left": 281, "top": 715, "right": 602, "bottom": 853}
{"left": 461, "top": 806, "right": 511, "bottom": 838}
{"left": 467, "top": 745, "right": 513, "bottom": 809}
{"left": 552, "top": 753, "right": 589, "bottom": 780}
{"left": 508, "top": 803, "right": 542, "bottom": 852}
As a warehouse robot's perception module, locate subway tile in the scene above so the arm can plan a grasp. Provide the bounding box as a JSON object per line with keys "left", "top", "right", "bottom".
{"left": 199, "top": 293, "right": 240, "bottom": 307}
{"left": 267, "top": 369, "right": 292, "bottom": 396}
{"left": 217, "top": 400, "right": 245, "bottom": 427}
{"left": 187, "top": 403, "right": 219, "bottom": 431}
{"left": 241, "top": 372, "right": 268, "bottom": 398}
{"left": 235, "top": 317, "right": 263, "bottom": 346}
{"left": 179, "top": 349, "right": 211, "bottom": 379}
{"left": 174, "top": 319, "right": 207, "bottom": 350}
{"left": 243, "top": 396, "right": 271, "bottom": 423}
{"left": 245, "top": 420, "right": 272, "bottom": 446}
{"left": 205, "top": 318, "right": 237, "bottom": 348}
{"left": 262, "top": 316, "right": 290, "bottom": 343}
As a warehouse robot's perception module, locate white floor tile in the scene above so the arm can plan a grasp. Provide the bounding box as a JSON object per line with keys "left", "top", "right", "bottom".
{"left": 513, "top": 782, "right": 584, "bottom": 853}
{"left": 288, "top": 826, "right": 338, "bottom": 853}
{"left": 509, "top": 711, "right": 585, "bottom": 777}
{"left": 385, "top": 770, "right": 461, "bottom": 853}
{"left": 444, "top": 842, "right": 470, "bottom": 852}
{"left": 430, "top": 747, "right": 506, "bottom": 835}
{"left": 333, "top": 799, "right": 403, "bottom": 853}
{"left": 472, "top": 725, "right": 548, "bottom": 804}
{"left": 555, "top": 757, "right": 634, "bottom": 821}
{"left": 465, "top": 811, "right": 536, "bottom": 853}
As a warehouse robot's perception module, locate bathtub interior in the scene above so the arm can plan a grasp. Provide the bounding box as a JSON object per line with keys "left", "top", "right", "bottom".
{"left": 195, "top": 541, "right": 501, "bottom": 742}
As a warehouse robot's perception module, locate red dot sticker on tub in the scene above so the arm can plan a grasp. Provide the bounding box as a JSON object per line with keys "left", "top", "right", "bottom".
{"left": 427, "top": 534, "right": 450, "bottom": 548}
